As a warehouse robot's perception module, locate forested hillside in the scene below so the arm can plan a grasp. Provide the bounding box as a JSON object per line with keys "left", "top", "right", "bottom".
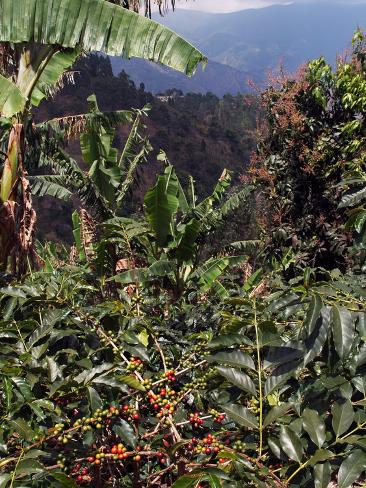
{"left": 35, "top": 54, "right": 258, "bottom": 242}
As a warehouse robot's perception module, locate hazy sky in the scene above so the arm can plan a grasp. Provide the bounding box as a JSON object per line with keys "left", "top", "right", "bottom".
{"left": 168, "top": 0, "right": 366, "bottom": 13}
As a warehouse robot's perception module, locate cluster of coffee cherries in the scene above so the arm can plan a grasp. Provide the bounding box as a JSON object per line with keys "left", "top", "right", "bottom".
{"left": 233, "top": 439, "right": 246, "bottom": 452}
{"left": 99, "top": 330, "right": 118, "bottom": 346}
{"left": 57, "top": 455, "right": 92, "bottom": 485}
{"left": 249, "top": 397, "right": 260, "bottom": 414}
{"left": 186, "top": 434, "right": 227, "bottom": 463}
{"left": 60, "top": 405, "right": 139, "bottom": 440}
{"left": 189, "top": 412, "right": 204, "bottom": 428}
{"left": 141, "top": 378, "right": 153, "bottom": 390}
{"left": 73, "top": 407, "right": 114, "bottom": 432}
{"left": 53, "top": 423, "right": 72, "bottom": 444}
{"left": 183, "top": 370, "right": 214, "bottom": 391}
{"left": 146, "top": 388, "right": 177, "bottom": 418}
{"left": 179, "top": 338, "right": 209, "bottom": 366}
{"left": 209, "top": 409, "right": 226, "bottom": 424}
{"left": 69, "top": 461, "right": 91, "bottom": 484}
{"left": 87, "top": 443, "right": 131, "bottom": 465}
{"left": 80, "top": 444, "right": 167, "bottom": 474}
{"left": 162, "top": 369, "right": 177, "bottom": 382}
{"left": 126, "top": 357, "right": 144, "bottom": 372}
{"left": 118, "top": 404, "right": 140, "bottom": 422}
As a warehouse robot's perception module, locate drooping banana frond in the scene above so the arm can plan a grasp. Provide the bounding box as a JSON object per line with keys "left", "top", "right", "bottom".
{"left": 102, "top": 216, "right": 150, "bottom": 241}
{"left": 144, "top": 164, "right": 179, "bottom": 247}
{"left": 79, "top": 208, "right": 97, "bottom": 263}
{"left": 43, "top": 108, "right": 133, "bottom": 140}
{"left": 192, "top": 255, "right": 247, "bottom": 292}
{"left": 36, "top": 98, "right": 151, "bottom": 215}
{"left": 117, "top": 110, "right": 152, "bottom": 204}
{"left": 117, "top": 138, "right": 152, "bottom": 204}
{"left": 31, "top": 49, "right": 81, "bottom": 107}
{"left": 30, "top": 175, "right": 72, "bottom": 201}
{"left": 40, "top": 145, "right": 112, "bottom": 219}
{"left": 193, "top": 169, "right": 233, "bottom": 221}
{"left": 0, "top": 43, "right": 17, "bottom": 78}
{"left": 0, "top": 0, "right": 207, "bottom": 76}
{"left": 229, "top": 240, "right": 261, "bottom": 253}
{"left": 1, "top": 49, "right": 79, "bottom": 117}
{"left": 200, "top": 185, "right": 254, "bottom": 232}
{"left": 119, "top": 111, "right": 146, "bottom": 170}
{"left": 0, "top": 74, "right": 26, "bottom": 117}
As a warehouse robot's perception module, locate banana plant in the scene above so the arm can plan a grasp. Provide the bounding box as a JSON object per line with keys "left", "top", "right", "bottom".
{"left": 108, "top": 153, "right": 254, "bottom": 299}
{"left": 0, "top": 0, "right": 206, "bottom": 274}
{"left": 31, "top": 94, "right": 152, "bottom": 218}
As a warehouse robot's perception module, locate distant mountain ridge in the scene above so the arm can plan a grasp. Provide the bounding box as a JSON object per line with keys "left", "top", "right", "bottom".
{"left": 111, "top": 2, "right": 366, "bottom": 96}
{"left": 110, "top": 57, "right": 258, "bottom": 96}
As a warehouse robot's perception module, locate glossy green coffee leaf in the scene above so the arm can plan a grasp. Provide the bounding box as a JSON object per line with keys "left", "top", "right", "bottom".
{"left": 280, "top": 426, "right": 303, "bottom": 463}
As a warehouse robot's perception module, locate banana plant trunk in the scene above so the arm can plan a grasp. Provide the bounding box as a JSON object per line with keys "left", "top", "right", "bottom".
{"left": 0, "top": 124, "right": 37, "bottom": 275}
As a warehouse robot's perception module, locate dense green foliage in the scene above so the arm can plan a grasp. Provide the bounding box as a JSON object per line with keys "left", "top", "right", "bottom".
{"left": 4, "top": 24, "right": 366, "bottom": 488}
{"left": 251, "top": 31, "right": 366, "bottom": 274}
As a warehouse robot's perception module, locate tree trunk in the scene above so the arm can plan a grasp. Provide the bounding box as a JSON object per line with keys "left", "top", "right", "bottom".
{"left": 0, "top": 124, "right": 38, "bottom": 275}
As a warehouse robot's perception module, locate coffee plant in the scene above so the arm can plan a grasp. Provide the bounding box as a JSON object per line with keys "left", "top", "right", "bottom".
{"left": 1, "top": 246, "right": 366, "bottom": 487}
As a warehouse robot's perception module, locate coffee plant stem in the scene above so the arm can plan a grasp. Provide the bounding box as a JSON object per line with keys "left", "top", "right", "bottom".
{"left": 0, "top": 457, "right": 17, "bottom": 470}
{"left": 153, "top": 336, "right": 167, "bottom": 373}
{"left": 81, "top": 310, "right": 145, "bottom": 382}
{"left": 2, "top": 425, "right": 84, "bottom": 470}
{"left": 167, "top": 415, "right": 181, "bottom": 442}
{"left": 110, "top": 358, "right": 208, "bottom": 406}
{"left": 176, "top": 389, "right": 192, "bottom": 405}
{"left": 353, "top": 398, "right": 366, "bottom": 405}
{"left": 336, "top": 421, "right": 366, "bottom": 443}
{"left": 176, "top": 414, "right": 221, "bottom": 427}
{"left": 9, "top": 449, "right": 24, "bottom": 488}
{"left": 147, "top": 465, "right": 174, "bottom": 485}
{"left": 171, "top": 360, "right": 208, "bottom": 380}
{"left": 286, "top": 449, "right": 343, "bottom": 486}
{"left": 253, "top": 298, "right": 264, "bottom": 458}
{"left": 14, "top": 321, "right": 27, "bottom": 353}
{"left": 135, "top": 285, "right": 141, "bottom": 317}
{"left": 148, "top": 360, "right": 208, "bottom": 389}
{"left": 285, "top": 459, "right": 311, "bottom": 485}
{"left": 142, "top": 420, "right": 165, "bottom": 439}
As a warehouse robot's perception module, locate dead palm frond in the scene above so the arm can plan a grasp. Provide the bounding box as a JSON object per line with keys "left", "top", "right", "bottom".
{"left": 120, "top": 0, "right": 176, "bottom": 17}
{"left": 0, "top": 43, "right": 17, "bottom": 78}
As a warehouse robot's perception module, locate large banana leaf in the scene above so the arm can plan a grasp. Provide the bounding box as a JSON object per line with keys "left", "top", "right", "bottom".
{"left": 175, "top": 218, "right": 200, "bottom": 263}
{"left": 0, "top": 75, "right": 26, "bottom": 117}
{"left": 144, "top": 165, "right": 179, "bottom": 247}
{"left": 43, "top": 108, "right": 133, "bottom": 138}
{"left": 112, "top": 260, "right": 174, "bottom": 284}
{"left": 193, "top": 255, "right": 247, "bottom": 292}
{"left": 193, "top": 169, "right": 232, "bottom": 221}
{"left": 200, "top": 184, "right": 254, "bottom": 231}
{"left": 30, "top": 175, "right": 72, "bottom": 201}
{"left": 89, "top": 160, "right": 122, "bottom": 203}
{"left": 0, "top": 0, "right": 207, "bottom": 75}
{"left": 31, "top": 49, "right": 80, "bottom": 106}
